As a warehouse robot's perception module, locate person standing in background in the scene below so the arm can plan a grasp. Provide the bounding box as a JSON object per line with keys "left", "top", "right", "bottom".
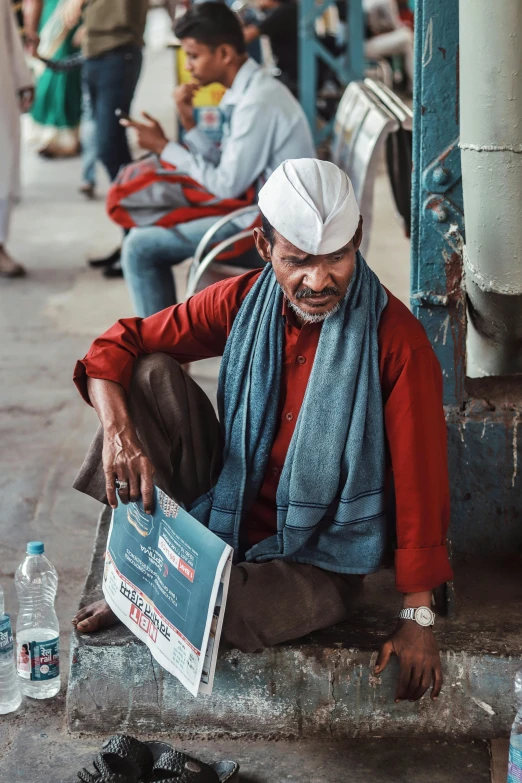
{"left": 24, "top": 0, "right": 82, "bottom": 158}
{"left": 0, "top": 0, "right": 33, "bottom": 277}
{"left": 78, "top": 72, "right": 97, "bottom": 199}
{"left": 73, "top": 21, "right": 98, "bottom": 199}
{"left": 63, "top": 0, "right": 148, "bottom": 272}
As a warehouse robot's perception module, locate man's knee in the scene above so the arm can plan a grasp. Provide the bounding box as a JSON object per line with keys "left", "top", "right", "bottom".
{"left": 122, "top": 227, "right": 167, "bottom": 274}
{"left": 221, "top": 611, "right": 263, "bottom": 655}
{"left": 131, "top": 353, "right": 183, "bottom": 392}
{"left": 221, "top": 566, "right": 267, "bottom": 654}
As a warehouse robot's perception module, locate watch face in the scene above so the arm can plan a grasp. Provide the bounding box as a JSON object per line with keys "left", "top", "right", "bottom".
{"left": 415, "top": 607, "right": 433, "bottom": 627}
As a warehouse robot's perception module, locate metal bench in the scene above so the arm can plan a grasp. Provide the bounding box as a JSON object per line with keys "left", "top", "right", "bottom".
{"left": 185, "top": 206, "right": 263, "bottom": 298}
{"left": 363, "top": 78, "right": 413, "bottom": 236}
{"left": 330, "top": 79, "right": 399, "bottom": 256}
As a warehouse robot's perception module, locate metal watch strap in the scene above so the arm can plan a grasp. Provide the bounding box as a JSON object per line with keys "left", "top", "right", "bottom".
{"left": 398, "top": 607, "right": 435, "bottom": 626}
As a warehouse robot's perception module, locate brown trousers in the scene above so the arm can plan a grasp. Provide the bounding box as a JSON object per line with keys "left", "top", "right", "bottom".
{"left": 74, "top": 354, "right": 363, "bottom": 653}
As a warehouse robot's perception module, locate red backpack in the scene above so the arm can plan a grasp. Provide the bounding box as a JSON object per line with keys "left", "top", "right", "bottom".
{"left": 106, "top": 154, "right": 257, "bottom": 230}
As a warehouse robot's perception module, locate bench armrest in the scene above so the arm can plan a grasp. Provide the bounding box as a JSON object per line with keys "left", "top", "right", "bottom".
{"left": 187, "top": 229, "right": 256, "bottom": 298}
{"left": 193, "top": 205, "right": 260, "bottom": 267}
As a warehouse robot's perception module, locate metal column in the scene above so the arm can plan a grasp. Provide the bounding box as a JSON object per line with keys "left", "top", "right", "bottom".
{"left": 411, "top": 0, "right": 522, "bottom": 556}
{"left": 410, "top": 0, "right": 465, "bottom": 406}
{"left": 459, "top": 0, "right": 522, "bottom": 378}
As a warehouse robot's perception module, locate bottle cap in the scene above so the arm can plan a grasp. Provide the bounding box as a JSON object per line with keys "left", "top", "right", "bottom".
{"left": 26, "top": 541, "right": 44, "bottom": 555}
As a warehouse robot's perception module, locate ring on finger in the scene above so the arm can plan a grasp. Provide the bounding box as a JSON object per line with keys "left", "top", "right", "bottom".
{"left": 115, "top": 479, "right": 129, "bottom": 490}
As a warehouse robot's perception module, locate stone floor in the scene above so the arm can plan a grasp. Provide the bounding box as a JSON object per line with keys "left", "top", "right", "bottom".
{"left": 0, "top": 699, "right": 493, "bottom": 783}
{"left": 0, "top": 10, "right": 500, "bottom": 782}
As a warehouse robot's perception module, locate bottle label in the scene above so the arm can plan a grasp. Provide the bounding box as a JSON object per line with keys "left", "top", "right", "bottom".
{"left": 0, "top": 615, "right": 14, "bottom": 658}
{"left": 17, "top": 638, "right": 59, "bottom": 681}
{"left": 508, "top": 741, "right": 522, "bottom": 782}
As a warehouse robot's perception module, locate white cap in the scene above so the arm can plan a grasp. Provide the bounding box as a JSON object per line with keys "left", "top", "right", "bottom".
{"left": 258, "top": 158, "right": 360, "bottom": 255}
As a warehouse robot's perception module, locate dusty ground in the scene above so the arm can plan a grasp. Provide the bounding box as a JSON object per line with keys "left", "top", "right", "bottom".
{"left": 0, "top": 10, "right": 495, "bottom": 782}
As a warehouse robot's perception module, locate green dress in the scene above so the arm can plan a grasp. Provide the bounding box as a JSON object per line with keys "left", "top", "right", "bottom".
{"left": 30, "top": 0, "right": 81, "bottom": 132}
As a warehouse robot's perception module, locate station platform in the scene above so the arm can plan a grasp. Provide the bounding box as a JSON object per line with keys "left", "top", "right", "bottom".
{"left": 67, "top": 507, "right": 522, "bottom": 741}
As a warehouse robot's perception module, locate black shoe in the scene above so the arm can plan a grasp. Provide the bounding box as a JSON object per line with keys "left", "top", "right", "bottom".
{"left": 77, "top": 735, "right": 151, "bottom": 782}
{"left": 88, "top": 247, "right": 121, "bottom": 269}
{"left": 79, "top": 183, "right": 96, "bottom": 200}
{"left": 102, "top": 259, "right": 124, "bottom": 278}
{"left": 75, "top": 735, "right": 238, "bottom": 783}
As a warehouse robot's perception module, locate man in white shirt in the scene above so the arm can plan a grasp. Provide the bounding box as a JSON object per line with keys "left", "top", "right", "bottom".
{"left": 119, "top": 2, "right": 315, "bottom": 317}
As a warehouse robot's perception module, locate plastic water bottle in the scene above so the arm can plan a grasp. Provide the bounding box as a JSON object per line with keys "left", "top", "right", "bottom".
{"left": 15, "top": 542, "right": 60, "bottom": 698}
{"left": 0, "top": 585, "right": 22, "bottom": 714}
{"left": 508, "top": 671, "right": 522, "bottom": 782}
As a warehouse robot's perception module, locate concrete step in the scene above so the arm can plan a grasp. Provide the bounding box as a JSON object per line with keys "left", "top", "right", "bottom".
{"left": 66, "top": 508, "right": 521, "bottom": 739}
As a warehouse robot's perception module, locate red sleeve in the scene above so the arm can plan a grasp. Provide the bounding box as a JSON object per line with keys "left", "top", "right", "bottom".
{"left": 383, "top": 345, "right": 453, "bottom": 592}
{"left": 73, "top": 270, "right": 261, "bottom": 405}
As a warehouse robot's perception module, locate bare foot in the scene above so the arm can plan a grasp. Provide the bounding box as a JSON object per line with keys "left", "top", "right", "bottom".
{"left": 72, "top": 599, "right": 119, "bottom": 633}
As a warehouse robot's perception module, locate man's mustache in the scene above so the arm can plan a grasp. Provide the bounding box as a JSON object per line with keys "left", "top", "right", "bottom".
{"left": 295, "top": 286, "right": 340, "bottom": 300}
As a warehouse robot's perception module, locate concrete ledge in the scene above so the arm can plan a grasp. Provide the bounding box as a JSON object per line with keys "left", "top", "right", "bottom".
{"left": 67, "top": 508, "right": 521, "bottom": 739}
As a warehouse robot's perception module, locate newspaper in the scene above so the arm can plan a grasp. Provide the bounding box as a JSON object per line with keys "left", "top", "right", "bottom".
{"left": 103, "top": 486, "right": 233, "bottom": 697}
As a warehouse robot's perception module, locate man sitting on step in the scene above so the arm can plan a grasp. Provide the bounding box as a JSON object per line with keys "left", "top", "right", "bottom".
{"left": 72, "top": 159, "right": 453, "bottom": 704}
{"left": 117, "top": 1, "right": 315, "bottom": 317}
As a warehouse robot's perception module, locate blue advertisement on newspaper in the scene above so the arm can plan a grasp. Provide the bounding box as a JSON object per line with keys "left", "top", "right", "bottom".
{"left": 103, "top": 486, "right": 232, "bottom": 697}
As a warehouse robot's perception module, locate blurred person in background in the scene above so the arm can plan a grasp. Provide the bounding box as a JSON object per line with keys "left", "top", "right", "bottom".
{"left": 23, "top": 0, "right": 82, "bottom": 158}
{"left": 363, "top": 0, "right": 414, "bottom": 92}
{"left": 397, "top": 0, "right": 413, "bottom": 30}
{"left": 242, "top": 0, "right": 298, "bottom": 95}
{"left": 1, "top": 0, "right": 33, "bottom": 277}
{"left": 31, "top": 24, "right": 99, "bottom": 198}
{"left": 78, "top": 71, "right": 97, "bottom": 199}
{"left": 63, "top": 0, "right": 148, "bottom": 271}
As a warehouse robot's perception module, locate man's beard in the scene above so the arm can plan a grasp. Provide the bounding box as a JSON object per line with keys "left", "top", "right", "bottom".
{"left": 286, "top": 298, "right": 343, "bottom": 323}
{"left": 286, "top": 285, "right": 343, "bottom": 323}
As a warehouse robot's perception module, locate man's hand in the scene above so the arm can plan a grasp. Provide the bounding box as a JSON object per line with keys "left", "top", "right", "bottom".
{"left": 120, "top": 112, "right": 169, "bottom": 156}
{"left": 86, "top": 377, "right": 156, "bottom": 515}
{"left": 173, "top": 83, "right": 198, "bottom": 132}
{"left": 102, "top": 426, "right": 155, "bottom": 515}
{"left": 375, "top": 620, "right": 443, "bottom": 702}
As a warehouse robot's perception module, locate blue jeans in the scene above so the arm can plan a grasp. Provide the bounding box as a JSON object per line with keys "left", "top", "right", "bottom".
{"left": 83, "top": 45, "right": 143, "bottom": 181}
{"left": 122, "top": 218, "right": 242, "bottom": 317}
{"left": 80, "top": 77, "right": 97, "bottom": 185}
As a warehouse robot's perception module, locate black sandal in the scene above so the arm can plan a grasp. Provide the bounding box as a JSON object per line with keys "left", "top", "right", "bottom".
{"left": 77, "top": 758, "right": 134, "bottom": 783}
{"left": 144, "top": 742, "right": 238, "bottom": 783}
{"left": 144, "top": 749, "right": 218, "bottom": 782}
{"left": 77, "top": 735, "right": 153, "bottom": 782}
{"left": 77, "top": 736, "right": 239, "bottom": 783}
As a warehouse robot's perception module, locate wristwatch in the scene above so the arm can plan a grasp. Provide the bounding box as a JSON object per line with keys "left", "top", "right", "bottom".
{"left": 398, "top": 606, "right": 435, "bottom": 627}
